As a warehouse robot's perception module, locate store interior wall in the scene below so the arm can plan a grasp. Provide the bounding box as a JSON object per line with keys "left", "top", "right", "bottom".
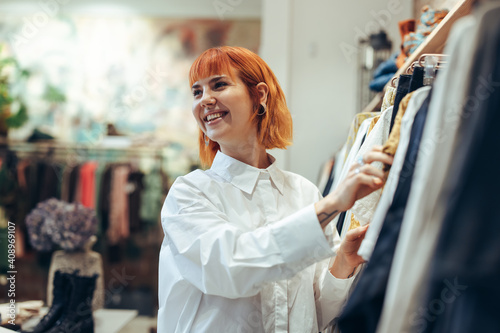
{"left": 0, "top": 0, "right": 414, "bottom": 184}
{"left": 0, "top": 0, "right": 262, "bottom": 18}
{"left": 261, "top": 0, "right": 413, "bottom": 183}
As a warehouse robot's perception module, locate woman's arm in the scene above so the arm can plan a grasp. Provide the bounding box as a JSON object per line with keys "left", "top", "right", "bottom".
{"left": 314, "top": 145, "right": 393, "bottom": 278}
{"left": 163, "top": 176, "right": 338, "bottom": 299}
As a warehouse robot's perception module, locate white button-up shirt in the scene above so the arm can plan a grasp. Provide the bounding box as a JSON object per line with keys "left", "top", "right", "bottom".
{"left": 158, "top": 151, "right": 354, "bottom": 332}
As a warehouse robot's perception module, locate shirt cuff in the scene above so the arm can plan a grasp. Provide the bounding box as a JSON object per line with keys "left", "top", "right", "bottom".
{"left": 270, "top": 204, "right": 334, "bottom": 266}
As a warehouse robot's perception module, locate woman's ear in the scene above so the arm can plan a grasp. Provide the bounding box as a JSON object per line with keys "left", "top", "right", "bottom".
{"left": 256, "top": 82, "right": 269, "bottom": 106}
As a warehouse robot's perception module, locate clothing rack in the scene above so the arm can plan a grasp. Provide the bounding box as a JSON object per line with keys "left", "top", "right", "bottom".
{"left": 361, "top": 0, "right": 474, "bottom": 113}
{"left": 1, "top": 141, "right": 167, "bottom": 170}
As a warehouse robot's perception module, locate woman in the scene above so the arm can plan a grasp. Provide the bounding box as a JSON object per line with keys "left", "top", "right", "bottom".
{"left": 158, "top": 46, "right": 393, "bottom": 332}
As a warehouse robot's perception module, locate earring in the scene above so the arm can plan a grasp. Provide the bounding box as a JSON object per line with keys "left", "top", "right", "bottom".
{"left": 204, "top": 133, "right": 210, "bottom": 147}
{"left": 257, "top": 103, "right": 267, "bottom": 116}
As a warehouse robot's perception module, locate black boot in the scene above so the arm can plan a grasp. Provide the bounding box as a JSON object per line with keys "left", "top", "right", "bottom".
{"left": 45, "top": 273, "right": 98, "bottom": 333}
{"left": 22, "top": 271, "right": 72, "bottom": 333}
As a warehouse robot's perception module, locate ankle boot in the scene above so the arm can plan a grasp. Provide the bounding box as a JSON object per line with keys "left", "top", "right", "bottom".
{"left": 45, "top": 273, "right": 98, "bottom": 333}
{"left": 22, "top": 271, "right": 72, "bottom": 333}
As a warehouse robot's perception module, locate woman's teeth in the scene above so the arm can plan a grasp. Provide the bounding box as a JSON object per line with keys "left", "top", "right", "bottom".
{"left": 205, "top": 112, "right": 225, "bottom": 122}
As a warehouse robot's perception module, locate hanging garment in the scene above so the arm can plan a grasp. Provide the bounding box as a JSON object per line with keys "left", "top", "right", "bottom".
{"left": 317, "top": 157, "right": 335, "bottom": 197}
{"left": 107, "top": 165, "right": 130, "bottom": 245}
{"left": 409, "top": 65, "right": 425, "bottom": 93}
{"left": 381, "top": 91, "right": 416, "bottom": 171}
{"left": 60, "top": 165, "right": 74, "bottom": 203}
{"left": 93, "top": 162, "right": 106, "bottom": 234}
{"left": 381, "top": 87, "right": 396, "bottom": 113}
{"left": 330, "top": 118, "right": 373, "bottom": 235}
{"left": 337, "top": 87, "right": 432, "bottom": 333}
{"left": 68, "top": 164, "right": 81, "bottom": 203}
{"left": 376, "top": 14, "right": 478, "bottom": 333}
{"left": 79, "top": 161, "right": 98, "bottom": 208}
{"left": 347, "top": 105, "right": 393, "bottom": 229}
{"left": 342, "top": 112, "right": 380, "bottom": 164}
{"left": 97, "top": 164, "right": 113, "bottom": 234}
{"left": 39, "top": 162, "right": 62, "bottom": 202}
{"left": 139, "top": 167, "right": 165, "bottom": 224}
{"left": 358, "top": 86, "right": 431, "bottom": 261}
{"left": 127, "top": 169, "right": 144, "bottom": 231}
{"left": 389, "top": 74, "right": 411, "bottom": 131}
{"left": 418, "top": 3, "right": 500, "bottom": 333}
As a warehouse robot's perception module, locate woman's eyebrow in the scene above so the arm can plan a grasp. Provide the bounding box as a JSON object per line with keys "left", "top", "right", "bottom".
{"left": 191, "top": 75, "right": 227, "bottom": 90}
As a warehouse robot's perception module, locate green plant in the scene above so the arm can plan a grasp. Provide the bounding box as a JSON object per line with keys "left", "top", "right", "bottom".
{"left": 0, "top": 44, "right": 30, "bottom": 134}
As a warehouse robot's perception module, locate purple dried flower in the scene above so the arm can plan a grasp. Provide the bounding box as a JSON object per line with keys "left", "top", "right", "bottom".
{"left": 25, "top": 198, "right": 98, "bottom": 251}
{"left": 25, "top": 207, "right": 53, "bottom": 251}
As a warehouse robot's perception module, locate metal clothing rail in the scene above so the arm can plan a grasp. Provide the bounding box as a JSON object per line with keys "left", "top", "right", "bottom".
{"left": 0, "top": 140, "right": 168, "bottom": 169}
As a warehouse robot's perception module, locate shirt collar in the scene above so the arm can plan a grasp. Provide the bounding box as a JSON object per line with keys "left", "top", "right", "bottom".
{"left": 210, "top": 151, "right": 285, "bottom": 195}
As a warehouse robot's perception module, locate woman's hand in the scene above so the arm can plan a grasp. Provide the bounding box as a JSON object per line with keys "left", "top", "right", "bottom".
{"left": 314, "top": 145, "right": 393, "bottom": 229}
{"left": 329, "top": 145, "right": 393, "bottom": 213}
{"left": 330, "top": 225, "right": 369, "bottom": 279}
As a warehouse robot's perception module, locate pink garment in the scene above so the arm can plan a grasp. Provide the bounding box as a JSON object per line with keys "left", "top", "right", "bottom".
{"left": 79, "top": 161, "right": 99, "bottom": 208}
{"left": 107, "top": 165, "right": 130, "bottom": 244}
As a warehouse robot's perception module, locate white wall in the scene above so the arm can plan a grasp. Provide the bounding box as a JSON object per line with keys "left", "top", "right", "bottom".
{"left": 261, "top": 0, "right": 412, "bottom": 183}
{"left": 0, "top": 0, "right": 261, "bottom": 18}
{"left": 1, "top": 0, "right": 412, "bottom": 183}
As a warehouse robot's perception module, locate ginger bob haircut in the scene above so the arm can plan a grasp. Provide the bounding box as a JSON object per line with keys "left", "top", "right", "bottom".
{"left": 189, "top": 46, "right": 293, "bottom": 167}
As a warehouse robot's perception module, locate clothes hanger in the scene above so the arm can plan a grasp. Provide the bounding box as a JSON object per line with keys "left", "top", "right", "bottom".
{"left": 390, "top": 76, "right": 399, "bottom": 88}
{"left": 420, "top": 54, "right": 448, "bottom": 85}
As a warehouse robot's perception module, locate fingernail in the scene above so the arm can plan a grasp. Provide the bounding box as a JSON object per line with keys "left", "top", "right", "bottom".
{"left": 374, "top": 178, "right": 383, "bottom": 185}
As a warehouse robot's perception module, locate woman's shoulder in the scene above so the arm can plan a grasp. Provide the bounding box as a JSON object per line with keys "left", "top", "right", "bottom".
{"left": 171, "top": 168, "right": 211, "bottom": 190}
{"left": 280, "top": 169, "right": 321, "bottom": 195}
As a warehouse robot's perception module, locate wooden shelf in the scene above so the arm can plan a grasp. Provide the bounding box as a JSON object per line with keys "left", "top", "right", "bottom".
{"left": 361, "top": 0, "right": 475, "bottom": 113}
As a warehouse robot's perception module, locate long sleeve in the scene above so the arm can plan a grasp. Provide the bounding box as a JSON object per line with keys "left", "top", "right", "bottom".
{"left": 162, "top": 176, "right": 336, "bottom": 299}
{"left": 313, "top": 222, "right": 356, "bottom": 330}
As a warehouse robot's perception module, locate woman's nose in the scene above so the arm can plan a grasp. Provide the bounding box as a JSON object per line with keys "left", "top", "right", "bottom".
{"left": 200, "top": 91, "right": 216, "bottom": 107}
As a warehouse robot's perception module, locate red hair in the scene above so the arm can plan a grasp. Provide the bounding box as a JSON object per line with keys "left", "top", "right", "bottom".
{"left": 189, "top": 46, "right": 293, "bottom": 167}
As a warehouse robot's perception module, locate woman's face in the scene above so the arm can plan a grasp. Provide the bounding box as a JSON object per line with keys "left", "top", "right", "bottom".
{"left": 191, "top": 68, "right": 258, "bottom": 151}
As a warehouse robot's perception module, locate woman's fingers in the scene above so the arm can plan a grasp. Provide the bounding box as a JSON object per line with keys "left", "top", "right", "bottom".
{"left": 345, "top": 224, "right": 369, "bottom": 241}
{"left": 349, "top": 146, "right": 394, "bottom": 173}
{"left": 350, "top": 164, "right": 385, "bottom": 180}
{"left": 363, "top": 150, "right": 394, "bottom": 166}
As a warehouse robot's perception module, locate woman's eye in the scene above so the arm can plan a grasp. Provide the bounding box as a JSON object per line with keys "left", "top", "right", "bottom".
{"left": 193, "top": 89, "right": 202, "bottom": 97}
{"left": 214, "top": 81, "right": 228, "bottom": 89}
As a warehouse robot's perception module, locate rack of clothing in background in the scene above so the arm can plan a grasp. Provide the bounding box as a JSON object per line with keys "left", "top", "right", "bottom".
{"left": 319, "top": 1, "right": 500, "bottom": 332}
{"left": 0, "top": 142, "right": 169, "bottom": 258}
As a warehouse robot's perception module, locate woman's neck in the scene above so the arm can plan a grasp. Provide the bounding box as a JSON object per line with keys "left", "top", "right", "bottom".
{"left": 220, "top": 144, "right": 270, "bottom": 169}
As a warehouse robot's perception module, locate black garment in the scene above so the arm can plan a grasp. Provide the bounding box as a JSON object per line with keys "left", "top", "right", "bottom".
{"left": 98, "top": 164, "right": 113, "bottom": 234}
{"left": 389, "top": 74, "right": 412, "bottom": 132}
{"left": 39, "top": 163, "right": 62, "bottom": 202}
{"left": 409, "top": 65, "right": 424, "bottom": 93}
{"left": 68, "top": 164, "right": 81, "bottom": 203}
{"left": 128, "top": 169, "right": 144, "bottom": 231}
{"left": 419, "top": 4, "right": 500, "bottom": 332}
{"left": 338, "top": 90, "right": 433, "bottom": 333}
{"left": 321, "top": 158, "right": 335, "bottom": 197}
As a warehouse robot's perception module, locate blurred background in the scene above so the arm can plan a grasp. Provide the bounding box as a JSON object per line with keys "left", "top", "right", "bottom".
{"left": 0, "top": 0, "right": 462, "bottom": 331}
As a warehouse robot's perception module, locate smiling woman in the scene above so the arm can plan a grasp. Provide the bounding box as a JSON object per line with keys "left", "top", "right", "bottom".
{"left": 157, "top": 46, "right": 393, "bottom": 333}
{"left": 188, "top": 46, "right": 293, "bottom": 168}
